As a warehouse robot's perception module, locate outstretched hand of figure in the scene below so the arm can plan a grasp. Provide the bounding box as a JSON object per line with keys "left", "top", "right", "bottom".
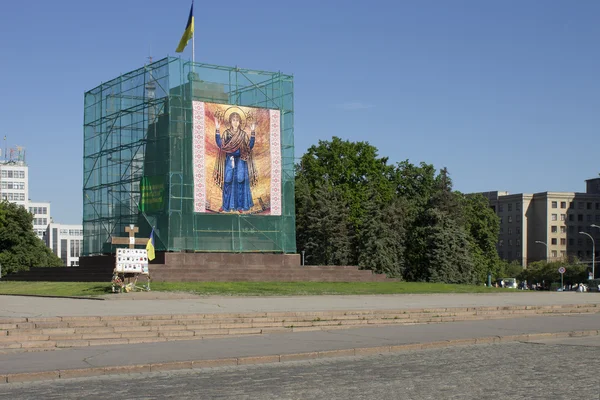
{"left": 215, "top": 117, "right": 220, "bottom": 130}
{"left": 251, "top": 121, "right": 256, "bottom": 131}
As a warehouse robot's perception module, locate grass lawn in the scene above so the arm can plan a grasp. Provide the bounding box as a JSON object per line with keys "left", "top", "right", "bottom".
{"left": 0, "top": 281, "right": 513, "bottom": 297}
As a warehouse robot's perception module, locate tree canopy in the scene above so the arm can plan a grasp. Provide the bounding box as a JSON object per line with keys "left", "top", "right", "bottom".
{"left": 295, "top": 137, "right": 502, "bottom": 284}
{"left": 0, "top": 201, "right": 63, "bottom": 275}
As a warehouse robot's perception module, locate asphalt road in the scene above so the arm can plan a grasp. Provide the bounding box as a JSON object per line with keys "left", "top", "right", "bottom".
{"left": 2, "top": 336, "right": 599, "bottom": 399}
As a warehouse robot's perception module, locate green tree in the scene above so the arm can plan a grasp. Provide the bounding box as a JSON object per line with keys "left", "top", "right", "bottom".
{"left": 296, "top": 183, "right": 353, "bottom": 266}
{"left": 0, "top": 201, "right": 63, "bottom": 274}
{"left": 357, "top": 184, "right": 407, "bottom": 277}
{"left": 297, "top": 137, "right": 396, "bottom": 231}
{"left": 424, "top": 208, "right": 477, "bottom": 284}
{"left": 462, "top": 193, "right": 503, "bottom": 282}
{"left": 393, "top": 160, "right": 437, "bottom": 208}
{"left": 394, "top": 161, "right": 440, "bottom": 281}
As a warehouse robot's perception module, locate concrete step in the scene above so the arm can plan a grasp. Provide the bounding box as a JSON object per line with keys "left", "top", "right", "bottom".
{"left": 1, "top": 304, "right": 598, "bottom": 351}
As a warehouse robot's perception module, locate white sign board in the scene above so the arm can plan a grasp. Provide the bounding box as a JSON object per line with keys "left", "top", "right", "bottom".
{"left": 115, "top": 248, "right": 149, "bottom": 275}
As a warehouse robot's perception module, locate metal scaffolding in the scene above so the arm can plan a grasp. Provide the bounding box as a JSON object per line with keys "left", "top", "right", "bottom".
{"left": 83, "top": 57, "right": 295, "bottom": 255}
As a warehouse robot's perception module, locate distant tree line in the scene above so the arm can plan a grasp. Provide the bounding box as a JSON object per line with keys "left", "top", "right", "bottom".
{"left": 295, "top": 137, "right": 504, "bottom": 284}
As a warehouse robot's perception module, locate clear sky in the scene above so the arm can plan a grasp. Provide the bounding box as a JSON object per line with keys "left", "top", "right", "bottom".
{"left": 1, "top": 0, "right": 599, "bottom": 224}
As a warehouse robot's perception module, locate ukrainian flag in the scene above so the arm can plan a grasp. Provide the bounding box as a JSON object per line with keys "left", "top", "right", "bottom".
{"left": 146, "top": 228, "right": 156, "bottom": 261}
{"left": 176, "top": 2, "right": 194, "bottom": 53}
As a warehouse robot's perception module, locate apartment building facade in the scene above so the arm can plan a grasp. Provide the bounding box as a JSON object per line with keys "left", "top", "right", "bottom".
{"left": 480, "top": 178, "right": 600, "bottom": 269}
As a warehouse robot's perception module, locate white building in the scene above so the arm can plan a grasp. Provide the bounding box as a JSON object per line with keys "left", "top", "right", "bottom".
{"left": 28, "top": 201, "right": 51, "bottom": 240}
{"left": 0, "top": 159, "right": 28, "bottom": 208}
{"left": 46, "top": 223, "right": 84, "bottom": 266}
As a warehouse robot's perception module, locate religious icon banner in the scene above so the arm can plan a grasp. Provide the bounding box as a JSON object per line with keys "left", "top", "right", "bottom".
{"left": 192, "top": 101, "right": 281, "bottom": 215}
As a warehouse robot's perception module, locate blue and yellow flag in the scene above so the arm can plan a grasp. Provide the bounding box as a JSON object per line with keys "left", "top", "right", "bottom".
{"left": 176, "top": 2, "right": 194, "bottom": 53}
{"left": 146, "top": 228, "right": 156, "bottom": 261}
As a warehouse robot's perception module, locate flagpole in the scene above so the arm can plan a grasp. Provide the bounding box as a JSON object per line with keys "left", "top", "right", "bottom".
{"left": 192, "top": 0, "right": 195, "bottom": 64}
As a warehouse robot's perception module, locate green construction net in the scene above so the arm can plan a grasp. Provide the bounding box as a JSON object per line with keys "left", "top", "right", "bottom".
{"left": 83, "top": 57, "right": 295, "bottom": 255}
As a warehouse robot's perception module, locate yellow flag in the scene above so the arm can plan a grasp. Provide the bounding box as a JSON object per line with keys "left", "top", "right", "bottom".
{"left": 146, "top": 228, "right": 156, "bottom": 261}
{"left": 176, "top": 2, "right": 194, "bottom": 53}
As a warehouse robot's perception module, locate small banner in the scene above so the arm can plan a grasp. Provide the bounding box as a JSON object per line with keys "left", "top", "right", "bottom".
{"left": 139, "top": 175, "right": 165, "bottom": 213}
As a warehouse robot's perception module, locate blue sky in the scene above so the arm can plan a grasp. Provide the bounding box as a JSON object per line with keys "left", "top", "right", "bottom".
{"left": 1, "top": 0, "right": 599, "bottom": 224}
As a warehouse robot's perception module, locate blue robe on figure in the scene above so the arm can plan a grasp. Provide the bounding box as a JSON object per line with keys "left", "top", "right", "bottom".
{"left": 213, "top": 128, "right": 257, "bottom": 212}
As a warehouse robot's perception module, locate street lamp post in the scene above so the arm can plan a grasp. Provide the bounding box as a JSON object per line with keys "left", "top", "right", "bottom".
{"left": 535, "top": 240, "right": 548, "bottom": 261}
{"left": 579, "top": 231, "right": 595, "bottom": 280}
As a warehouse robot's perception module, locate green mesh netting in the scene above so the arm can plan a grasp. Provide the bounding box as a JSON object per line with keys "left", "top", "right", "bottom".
{"left": 83, "top": 58, "right": 295, "bottom": 255}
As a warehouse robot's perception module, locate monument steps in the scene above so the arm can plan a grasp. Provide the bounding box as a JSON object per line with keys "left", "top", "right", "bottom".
{"left": 0, "top": 304, "right": 597, "bottom": 351}
{"left": 2, "top": 256, "right": 394, "bottom": 282}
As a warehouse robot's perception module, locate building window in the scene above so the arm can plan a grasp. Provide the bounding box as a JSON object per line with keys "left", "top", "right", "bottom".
{"left": 499, "top": 251, "right": 504, "bottom": 258}
{"left": 551, "top": 201, "right": 557, "bottom": 208}
{"left": 516, "top": 227, "right": 521, "bottom": 234}
{"left": 551, "top": 250, "right": 557, "bottom": 258}
{"left": 570, "top": 201, "right": 575, "bottom": 209}
{"left": 551, "top": 214, "right": 557, "bottom": 221}
{"left": 596, "top": 215, "right": 600, "bottom": 222}
{"left": 516, "top": 215, "right": 521, "bottom": 222}
{"left": 596, "top": 203, "right": 600, "bottom": 210}
{"left": 587, "top": 202, "right": 592, "bottom": 210}
{"left": 499, "top": 204, "right": 504, "bottom": 212}
{"left": 508, "top": 251, "right": 512, "bottom": 259}
{"left": 560, "top": 250, "right": 566, "bottom": 258}
{"left": 569, "top": 226, "right": 575, "bottom": 233}
{"left": 500, "top": 217, "right": 503, "bottom": 224}
{"left": 560, "top": 226, "right": 566, "bottom": 233}
{"left": 587, "top": 215, "right": 592, "bottom": 222}
{"left": 560, "top": 214, "right": 566, "bottom": 221}
{"left": 569, "top": 239, "right": 574, "bottom": 246}
{"left": 578, "top": 239, "right": 583, "bottom": 246}
{"left": 569, "top": 214, "right": 574, "bottom": 221}
{"left": 52, "top": 228, "right": 58, "bottom": 254}
{"left": 500, "top": 227, "right": 504, "bottom": 234}
{"left": 560, "top": 201, "right": 566, "bottom": 209}
{"left": 516, "top": 239, "right": 520, "bottom": 246}
{"left": 60, "top": 239, "right": 68, "bottom": 265}
{"left": 508, "top": 204, "right": 512, "bottom": 212}
{"left": 560, "top": 238, "right": 566, "bottom": 246}
{"left": 508, "top": 228, "right": 512, "bottom": 235}
{"left": 578, "top": 202, "right": 584, "bottom": 209}
{"left": 508, "top": 216, "right": 512, "bottom": 223}
{"left": 551, "top": 238, "right": 557, "bottom": 245}
{"left": 578, "top": 214, "right": 583, "bottom": 222}
{"left": 516, "top": 203, "right": 521, "bottom": 211}
{"left": 508, "top": 239, "right": 513, "bottom": 246}
{"left": 499, "top": 240, "right": 504, "bottom": 247}
{"left": 516, "top": 252, "right": 521, "bottom": 258}
{"left": 551, "top": 226, "right": 557, "bottom": 233}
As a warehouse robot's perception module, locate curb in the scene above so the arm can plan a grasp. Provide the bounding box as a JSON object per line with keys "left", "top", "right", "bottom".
{"left": 0, "top": 294, "right": 105, "bottom": 301}
{"left": 1, "top": 329, "right": 597, "bottom": 384}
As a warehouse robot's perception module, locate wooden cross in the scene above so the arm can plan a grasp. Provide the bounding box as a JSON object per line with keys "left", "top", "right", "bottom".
{"left": 111, "top": 225, "right": 148, "bottom": 249}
